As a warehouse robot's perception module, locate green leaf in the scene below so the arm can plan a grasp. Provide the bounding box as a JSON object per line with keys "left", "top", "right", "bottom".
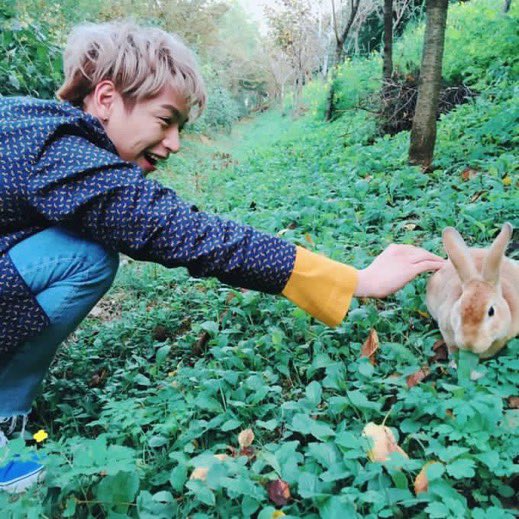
{"left": 438, "top": 446, "right": 469, "bottom": 463}
{"left": 221, "top": 419, "right": 241, "bottom": 431}
{"left": 346, "top": 390, "right": 382, "bottom": 412}
{"left": 241, "top": 495, "right": 260, "bottom": 517}
{"left": 95, "top": 470, "right": 140, "bottom": 514}
{"left": 169, "top": 464, "right": 187, "bottom": 493}
{"left": 426, "top": 463, "right": 445, "bottom": 481}
{"left": 200, "top": 321, "right": 219, "bottom": 335}
{"left": 134, "top": 373, "right": 151, "bottom": 387}
{"left": 256, "top": 419, "right": 278, "bottom": 431}
{"left": 425, "top": 502, "right": 450, "bottom": 518}
{"left": 149, "top": 435, "right": 168, "bottom": 448}
{"left": 297, "top": 472, "right": 322, "bottom": 498}
{"left": 446, "top": 458, "right": 476, "bottom": 479}
{"left": 307, "top": 442, "right": 338, "bottom": 467}
{"left": 475, "top": 450, "right": 499, "bottom": 470}
{"left": 155, "top": 345, "right": 170, "bottom": 365}
{"left": 186, "top": 480, "right": 216, "bottom": 506}
{"left": 137, "top": 490, "right": 177, "bottom": 519}
{"left": 390, "top": 470, "right": 408, "bottom": 490}
{"left": 62, "top": 497, "right": 77, "bottom": 518}
{"left": 305, "top": 381, "right": 322, "bottom": 406}
{"left": 358, "top": 361, "right": 374, "bottom": 377}
{"left": 289, "top": 413, "right": 335, "bottom": 440}
{"left": 257, "top": 507, "right": 277, "bottom": 519}
{"left": 457, "top": 350, "right": 480, "bottom": 384}
{"left": 320, "top": 496, "right": 358, "bottom": 519}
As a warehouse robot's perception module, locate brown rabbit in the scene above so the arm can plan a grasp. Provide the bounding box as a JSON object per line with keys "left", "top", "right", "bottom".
{"left": 426, "top": 223, "right": 519, "bottom": 358}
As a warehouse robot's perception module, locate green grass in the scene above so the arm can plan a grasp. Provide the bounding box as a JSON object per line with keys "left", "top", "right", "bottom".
{"left": 2, "top": 0, "right": 518, "bottom": 517}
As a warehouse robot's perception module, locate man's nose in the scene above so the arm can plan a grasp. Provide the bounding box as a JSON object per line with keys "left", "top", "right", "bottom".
{"left": 164, "top": 125, "right": 180, "bottom": 153}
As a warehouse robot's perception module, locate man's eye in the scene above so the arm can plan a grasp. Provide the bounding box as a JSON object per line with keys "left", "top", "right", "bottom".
{"left": 159, "top": 117, "right": 172, "bottom": 125}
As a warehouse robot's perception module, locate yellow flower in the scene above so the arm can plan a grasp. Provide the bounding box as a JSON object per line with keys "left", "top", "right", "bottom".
{"left": 33, "top": 429, "right": 48, "bottom": 443}
{"left": 272, "top": 512, "right": 285, "bottom": 518}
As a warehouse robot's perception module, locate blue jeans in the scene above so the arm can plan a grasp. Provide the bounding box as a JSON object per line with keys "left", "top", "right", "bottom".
{"left": 0, "top": 227, "right": 119, "bottom": 419}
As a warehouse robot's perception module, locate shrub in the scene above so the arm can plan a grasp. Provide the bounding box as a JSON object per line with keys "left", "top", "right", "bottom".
{"left": 0, "top": 4, "right": 63, "bottom": 98}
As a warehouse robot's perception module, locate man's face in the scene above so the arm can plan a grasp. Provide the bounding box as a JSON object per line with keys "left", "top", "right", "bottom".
{"left": 105, "top": 85, "right": 189, "bottom": 173}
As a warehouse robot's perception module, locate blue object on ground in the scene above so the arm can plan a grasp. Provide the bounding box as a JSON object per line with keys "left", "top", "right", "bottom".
{"left": 0, "top": 456, "right": 45, "bottom": 494}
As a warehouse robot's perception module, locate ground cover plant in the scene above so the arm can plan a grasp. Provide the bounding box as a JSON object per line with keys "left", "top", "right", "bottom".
{"left": 1, "top": 0, "right": 518, "bottom": 517}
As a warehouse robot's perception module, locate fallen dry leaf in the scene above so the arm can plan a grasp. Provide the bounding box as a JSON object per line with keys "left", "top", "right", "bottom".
{"left": 469, "top": 190, "right": 486, "bottom": 203}
{"left": 414, "top": 462, "right": 442, "bottom": 494}
{"left": 431, "top": 339, "right": 448, "bottom": 362}
{"left": 190, "top": 466, "right": 208, "bottom": 481}
{"left": 238, "top": 428, "right": 255, "bottom": 448}
{"left": 362, "top": 422, "right": 408, "bottom": 462}
{"left": 461, "top": 167, "right": 478, "bottom": 181}
{"left": 304, "top": 233, "right": 315, "bottom": 245}
{"left": 406, "top": 366, "right": 430, "bottom": 388}
{"left": 360, "top": 329, "right": 379, "bottom": 365}
{"left": 508, "top": 396, "right": 519, "bottom": 409}
{"left": 267, "top": 479, "right": 291, "bottom": 506}
{"left": 189, "top": 454, "right": 229, "bottom": 481}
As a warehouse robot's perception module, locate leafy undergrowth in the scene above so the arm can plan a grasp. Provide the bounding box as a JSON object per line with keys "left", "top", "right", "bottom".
{"left": 2, "top": 2, "right": 518, "bottom": 518}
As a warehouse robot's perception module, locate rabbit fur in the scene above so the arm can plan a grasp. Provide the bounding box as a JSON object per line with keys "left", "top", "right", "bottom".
{"left": 426, "top": 222, "right": 519, "bottom": 358}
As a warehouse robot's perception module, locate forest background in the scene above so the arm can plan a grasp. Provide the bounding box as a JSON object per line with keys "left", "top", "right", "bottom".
{"left": 1, "top": 0, "right": 518, "bottom": 517}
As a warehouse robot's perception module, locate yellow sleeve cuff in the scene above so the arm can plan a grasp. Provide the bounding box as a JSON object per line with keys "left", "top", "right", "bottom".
{"left": 282, "top": 246, "right": 358, "bottom": 327}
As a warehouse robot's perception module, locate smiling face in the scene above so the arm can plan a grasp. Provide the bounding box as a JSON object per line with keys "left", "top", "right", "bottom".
{"left": 84, "top": 81, "right": 189, "bottom": 173}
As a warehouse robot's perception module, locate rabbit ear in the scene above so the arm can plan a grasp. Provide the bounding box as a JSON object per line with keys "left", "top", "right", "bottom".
{"left": 482, "top": 222, "right": 513, "bottom": 285}
{"left": 442, "top": 227, "right": 478, "bottom": 283}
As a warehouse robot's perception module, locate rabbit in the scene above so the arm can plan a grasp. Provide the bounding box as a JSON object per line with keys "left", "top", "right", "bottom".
{"left": 426, "top": 222, "right": 519, "bottom": 359}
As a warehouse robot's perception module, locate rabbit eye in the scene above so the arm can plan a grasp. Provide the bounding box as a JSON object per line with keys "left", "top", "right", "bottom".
{"left": 488, "top": 306, "right": 495, "bottom": 317}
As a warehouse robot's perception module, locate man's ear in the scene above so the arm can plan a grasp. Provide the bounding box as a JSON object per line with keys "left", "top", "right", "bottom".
{"left": 90, "top": 80, "right": 118, "bottom": 122}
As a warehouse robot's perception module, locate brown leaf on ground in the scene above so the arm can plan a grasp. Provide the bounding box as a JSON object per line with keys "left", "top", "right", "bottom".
{"left": 152, "top": 325, "right": 170, "bottom": 342}
{"left": 508, "top": 397, "right": 519, "bottom": 409}
{"left": 406, "top": 366, "right": 430, "bottom": 388}
{"left": 414, "top": 462, "right": 442, "bottom": 494}
{"left": 362, "top": 422, "right": 409, "bottom": 462}
{"left": 240, "top": 446, "right": 255, "bottom": 459}
{"left": 238, "top": 428, "right": 255, "bottom": 448}
{"left": 470, "top": 190, "right": 486, "bottom": 203}
{"left": 228, "top": 445, "right": 256, "bottom": 460}
{"left": 431, "top": 339, "right": 448, "bottom": 362}
{"left": 189, "top": 454, "right": 229, "bottom": 481}
{"left": 89, "top": 369, "right": 108, "bottom": 388}
{"left": 304, "top": 233, "right": 315, "bottom": 245}
{"left": 267, "top": 479, "right": 291, "bottom": 506}
{"left": 461, "top": 167, "right": 478, "bottom": 181}
{"left": 361, "top": 329, "right": 379, "bottom": 365}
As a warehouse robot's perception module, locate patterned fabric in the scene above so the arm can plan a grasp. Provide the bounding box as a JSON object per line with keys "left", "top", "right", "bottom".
{"left": 0, "top": 96, "right": 296, "bottom": 357}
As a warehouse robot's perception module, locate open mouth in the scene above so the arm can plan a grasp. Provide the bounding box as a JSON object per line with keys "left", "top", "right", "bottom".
{"left": 143, "top": 151, "right": 164, "bottom": 167}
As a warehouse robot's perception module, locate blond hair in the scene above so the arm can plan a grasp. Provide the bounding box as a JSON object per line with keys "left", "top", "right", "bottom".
{"left": 57, "top": 20, "right": 206, "bottom": 119}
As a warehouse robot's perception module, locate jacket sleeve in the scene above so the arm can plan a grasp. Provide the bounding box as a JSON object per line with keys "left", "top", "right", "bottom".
{"left": 28, "top": 134, "right": 295, "bottom": 294}
{"left": 282, "top": 246, "right": 358, "bottom": 327}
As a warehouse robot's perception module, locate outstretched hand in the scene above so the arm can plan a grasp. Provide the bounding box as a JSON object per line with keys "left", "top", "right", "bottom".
{"left": 354, "top": 244, "right": 446, "bottom": 298}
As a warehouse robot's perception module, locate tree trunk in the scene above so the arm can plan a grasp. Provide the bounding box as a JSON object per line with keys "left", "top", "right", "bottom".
{"left": 325, "top": 0, "right": 360, "bottom": 121}
{"left": 409, "top": 0, "right": 448, "bottom": 169}
{"left": 383, "top": 0, "right": 393, "bottom": 81}
{"left": 325, "top": 45, "right": 345, "bottom": 121}
{"left": 503, "top": 0, "right": 511, "bottom": 12}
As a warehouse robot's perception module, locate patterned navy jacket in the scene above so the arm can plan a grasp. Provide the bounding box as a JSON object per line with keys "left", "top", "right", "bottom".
{"left": 0, "top": 97, "right": 296, "bottom": 357}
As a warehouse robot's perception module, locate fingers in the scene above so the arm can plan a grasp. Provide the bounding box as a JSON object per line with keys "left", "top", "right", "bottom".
{"left": 412, "top": 259, "right": 445, "bottom": 275}
{"left": 392, "top": 244, "right": 445, "bottom": 264}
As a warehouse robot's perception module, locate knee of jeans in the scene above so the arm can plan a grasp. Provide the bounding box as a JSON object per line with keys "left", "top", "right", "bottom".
{"left": 86, "top": 244, "right": 119, "bottom": 291}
